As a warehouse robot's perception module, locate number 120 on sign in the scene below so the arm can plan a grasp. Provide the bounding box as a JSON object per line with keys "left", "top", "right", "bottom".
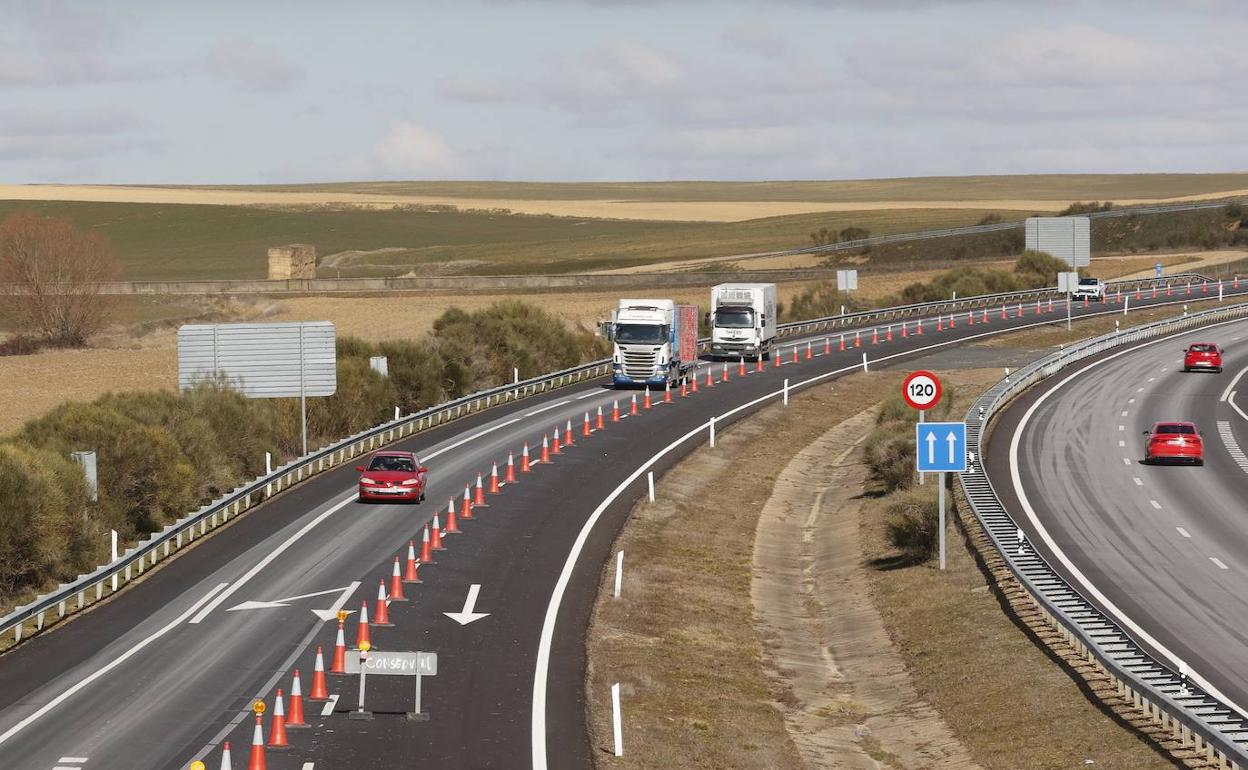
{"left": 902, "top": 371, "right": 942, "bottom": 410}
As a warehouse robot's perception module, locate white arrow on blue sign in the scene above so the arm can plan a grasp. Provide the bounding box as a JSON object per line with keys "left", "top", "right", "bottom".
{"left": 915, "top": 422, "right": 968, "bottom": 473}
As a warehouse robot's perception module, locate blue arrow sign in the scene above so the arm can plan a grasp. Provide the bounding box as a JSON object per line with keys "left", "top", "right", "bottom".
{"left": 915, "top": 422, "right": 968, "bottom": 473}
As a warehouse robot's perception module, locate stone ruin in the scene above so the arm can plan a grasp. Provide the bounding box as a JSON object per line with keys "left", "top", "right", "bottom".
{"left": 267, "top": 244, "right": 317, "bottom": 279}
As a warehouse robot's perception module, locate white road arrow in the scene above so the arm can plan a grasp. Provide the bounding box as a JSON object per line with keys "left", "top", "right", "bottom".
{"left": 226, "top": 582, "right": 360, "bottom": 622}
{"left": 444, "top": 583, "right": 490, "bottom": 626}
{"left": 925, "top": 431, "right": 937, "bottom": 465}
{"left": 946, "top": 431, "right": 957, "bottom": 464}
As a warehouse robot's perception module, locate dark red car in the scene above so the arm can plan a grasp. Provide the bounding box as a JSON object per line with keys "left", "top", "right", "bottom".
{"left": 355, "top": 451, "right": 428, "bottom": 503}
{"left": 1143, "top": 422, "right": 1204, "bottom": 466}
{"left": 1183, "top": 342, "right": 1222, "bottom": 373}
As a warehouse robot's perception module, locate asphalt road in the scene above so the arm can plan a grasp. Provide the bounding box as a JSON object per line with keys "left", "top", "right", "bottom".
{"left": 0, "top": 285, "right": 1242, "bottom": 770}
{"left": 988, "top": 314, "right": 1248, "bottom": 717}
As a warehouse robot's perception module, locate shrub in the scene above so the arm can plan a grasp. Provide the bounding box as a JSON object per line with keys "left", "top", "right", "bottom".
{"left": 977, "top": 213, "right": 1004, "bottom": 226}
{"left": 863, "top": 420, "right": 915, "bottom": 493}
{"left": 884, "top": 487, "right": 940, "bottom": 560}
{"left": 1226, "top": 202, "right": 1244, "bottom": 219}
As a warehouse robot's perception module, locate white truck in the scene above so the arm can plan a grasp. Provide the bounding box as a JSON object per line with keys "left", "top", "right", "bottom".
{"left": 608, "top": 299, "right": 699, "bottom": 388}
{"left": 709, "top": 283, "right": 777, "bottom": 361}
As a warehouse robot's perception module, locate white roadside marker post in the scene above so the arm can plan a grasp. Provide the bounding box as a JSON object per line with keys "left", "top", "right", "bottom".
{"left": 611, "top": 682, "right": 624, "bottom": 757}
{"left": 647, "top": 471, "right": 655, "bottom": 502}
{"left": 614, "top": 550, "right": 624, "bottom": 599}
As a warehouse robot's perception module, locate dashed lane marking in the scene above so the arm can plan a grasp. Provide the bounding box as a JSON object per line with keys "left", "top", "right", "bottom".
{"left": 1151, "top": 500, "right": 1162, "bottom": 509}
{"left": 1118, "top": 425, "right": 1125, "bottom": 431}
{"left": 1211, "top": 557, "right": 1230, "bottom": 570}
{"left": 1177, "top": 526, "right": 1191, "bottom": 537}
{"left": 1122, "top": 458, "right": 1131, "bottom": 465}
{"left": 1132, "top": 477, "right": 1143, "bottom": 486}
{"left": 1118, "top": 440, "right": 1126, "bottom": 447}
{"left": 1121, "top": 410, "right": 1129, "bottom": 417}
{"left": 321, "top": 693, "right": 339, "bottom": 717}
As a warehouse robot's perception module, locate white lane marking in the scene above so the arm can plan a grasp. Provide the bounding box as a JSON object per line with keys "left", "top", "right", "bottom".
{"left": 1118, "top": 440, "right": 1125, "bottom": 447}
{"left": 1161, "top": 367, "right": 1169, "bottom": 372}
{"left": 303, "top": 764, "right": 316, "bottom": 770}
{"left": 1148, "top": 377, "right": 1156, "bottom": 382}
{"left": 1176, "top": 526, "right": 1191, "bottom": 537}
{"left": 1226, "top": 392, "right": 1248, "bottom": 424}
{"left": 57, "top": 760, "right": 88, "bottom": 765}
{"left": 1220, "top": 365, "right": 1248, "bottom": 402}
{"left": 574, "top": 391, "right": 599, "bottom": 400}
{"left": 1121, "top": 410, "right": 1129, "bottom": 417}
{"left": 1151, "top": 500, "right": 1163, "bottom": 510}
{"left": 321, "top": 694, "right": 339, "bottom": 717}
{"left": 1132, "top": 477, "right": 1143, "bottom": 486}
{"left": 1136, "top": 387, "right": 1145, "bottom": 393}
{"left": 1122, "top": 458, "right": 1131, "bottom": 465}
{"left": 1008, "top": 314, "right": 1248, "bottom": 720}
{"left": 524, "top": 400, "right": 571, "bottom": 417}
{"left": 1216, "top": 421, "right": 1248, "bottom": 472}
{"left": 1128, "top": 398, "right": 1136, "bottom": 404}
{"left": 0, "top": 583, "right": 227, "bottom": 748}
{"left": 1211, "top": 557, "right": 1229, "bottom": 570}
{"left": 1118, "top": 425, "right": 1125, "bottom": 431}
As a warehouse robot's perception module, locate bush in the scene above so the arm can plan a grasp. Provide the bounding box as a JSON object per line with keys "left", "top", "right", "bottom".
{"left": 884, "top": 487, "right": 940, "bottom": 560}
{"left": 1058, "top": 201, "right": 1113, "bottom": 216}
{"left": 1226, "top": 202, "right": 1244, "bottom": 219}
{"left": 977, "top": 212, "right": 1004, "bottom": 226}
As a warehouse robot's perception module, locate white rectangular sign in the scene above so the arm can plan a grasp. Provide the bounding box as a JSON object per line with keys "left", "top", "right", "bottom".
{"left": 836, "top": 269, "right": 858, "bottom": 291}
{"left": 1026, "top": 217, "right": 1090, "bottom": 268}
{"left": 345, "top": 651, "right": 437, "bottom": 676}
{"left": 1057, "top": 271, "right": 1080, "bottom": 293}
{"left": 177, "top": 321, "right": 337, "bottom": 397}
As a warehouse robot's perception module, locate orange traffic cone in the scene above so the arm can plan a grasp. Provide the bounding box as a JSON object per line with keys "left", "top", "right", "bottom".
{"left": 405, "top": 540, "right": 421, "bottom": 579}
{"left": 420, "top": 526, "right": 433, "bottom": 564}
{"left": 854, "top": 330, "right": 861, "bottom": 347}
{"left": 505, "top": 452, "right": 517, "bottom": 483}
{"left": 755, "top": 355, "right": 764, "bottom": 372}
{"left": 1202, "top": 281, "right": 1209, "bottom": 293}
{"left": 460, "top": 485, "right": 473, "bottom": 520}
{"left": 739, "top": 356, "right": 746, "bottom": 376}
{"left": 871, "top": 327, "right": 879, "bottom": 344}
{"left": 389, "top": 556, "right": 407, "bottom": 601}
{"left": 1001, "top": 305, "right": 1008, "bottom": 320}
{"left": 966, "top": 310, "right": 974, "bottom": 326}
{"left": 331, "top": 619, "right": 347, "bottom": 674}
{"left": 948, "top": 312, "right": 956, "bottom": 328}
{"left": 1083, "top": 295, "right": 1089, "bottom": 307}
{"left": 540, "top": 435, "right": 551, "bottom": 463}
{"left": 220, "top": 741, "right": 234, "bottom": 770}
{"left": 431, "top": 515, "right": 445, "bottom": 551}
{"left": 248, "top": 716, "right": 265, "bottom": 770}
{"left": 983, "top": 307, "right": 991, "bottom": 322}
{"left": 552, "top": 426, "right": 562, "bottom": 454}
{"left": 474, "top": 474, "right": 486, "bottom": 506}
{"left": 1235, "top": 276, "right": 1240, "bottom": 289}
{"left": 287, "top": 671, "right": 308, "bottom": 729}
{"left": 886, "top": 325, "right": 894, "bottom": 341}
{"left": 774, "top": 348, "right": 782, "bottom": 367}
{"left": 706, "top": 368, "right": 715, "bottom": 388}
{"left": 564, "top": 418, "right": 575, "bottom": 446}
{"left": 268, "top": 690, "right": 289, "bottom": 749}
{"left": 901, "top": 322, "right": 908, "bottom": 338}
{"left": 680, "top": 379, "right": 688, "bottom": 398}
{"left": 937, "top": 315, "right": 944, "bottom": 331}
{"left": 1046, "top": 298, "right": 1052, "bottom": 313}
{"left": 596, "top": 406, "right": 605, "bottom": 430}
{"left": 521, "top": 444, "right": 531, "bottom": 472}
{"left": 806, "top": 341, "right": 813, "bottom": 360}
{"left": 722, "top": 363, "right": 730, "bottom": 382}
{"left": 1036, "top": 300, "right": 1042, "bottom": 314}
{"left": 664, "top": 382, "right": 672, "bottom": 403}
{"left": 489, "top": 464, "right": 500, "bottom": 494}
{"left": 824, "top": 336, "right": 831, "bottom": 353}
{"left": 1017, "top": 302, "right": 1024, "bottom": 316}
{"left": 584, "top": 411, "right": 593, "bottom": 435}
{"left": 839, "top": 334, "right": 846, "bottom": 351}
{"left": 691, "top": 372, "right": 699, "bottom": 391}
{"left": 612, "top": 400, "right": 621, "bottom": 421}
{"left": 372, "top": 581, "right": 392, "bottom": 627}
{"left": 630, "top": 394, "right": 639, "bottom": 414}
{"left": 916, "top": 319, "right": 923, "bottom": 335}
{"left": 644, "top": 387, "right": 653, "bottom": 409}
{"left": 791, "top": 346, "right": 799, "bottom": 363}
{"left": 444, "top": 498, "right": 460, "bottom": 533}
{"left": 309, "top": 647, "right": 329, "bottom": 700}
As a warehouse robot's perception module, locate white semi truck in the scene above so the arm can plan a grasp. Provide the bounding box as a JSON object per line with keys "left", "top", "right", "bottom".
{"left": 709, "top": 283, "right": 777, "bottom": 360}
{"left": 608, "top": 299, "right": 699, "bottom": 388}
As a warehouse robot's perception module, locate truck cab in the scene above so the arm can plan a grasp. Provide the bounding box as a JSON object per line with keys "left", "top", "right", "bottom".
{"left": 710, "top": 283, "right": 777, "bottom": 361}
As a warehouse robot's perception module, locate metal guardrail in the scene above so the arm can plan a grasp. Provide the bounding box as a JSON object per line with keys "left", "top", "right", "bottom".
{"left": 0, "top": 269, "right": 1224, "bottom": 649}
{"left": 962, "top": 303, "right": 1248, "bottom": 769}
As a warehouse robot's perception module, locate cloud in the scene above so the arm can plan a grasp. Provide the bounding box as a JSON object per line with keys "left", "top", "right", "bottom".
{"left": 0, "top": 105, "right": 160, "bottom": 161}
{"left": 204, "top": 38, "right": 305, "bottom": 93}
{"left": 437, "top": 74, "right": 514, "bottom": 103}
{"left": 368, "top": 122, "right": 466, "bottom": 177}
{"left": 0, "top": 1, "right": 160, "bottom": 86}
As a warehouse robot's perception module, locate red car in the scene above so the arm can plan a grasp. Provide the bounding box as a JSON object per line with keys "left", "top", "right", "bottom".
{"left": 355, "top": 451, "right": 428, "bottom": 503}
{"left": 1143, "top": 422, "right": 1204, "bottom": 466}
{"left": 1183, "top": 343, "right": 1223, "bottom": 373}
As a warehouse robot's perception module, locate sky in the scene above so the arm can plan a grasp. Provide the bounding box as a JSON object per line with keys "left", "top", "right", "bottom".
{"left": 1, "top": 0, "right": 1246, "bottom": 184}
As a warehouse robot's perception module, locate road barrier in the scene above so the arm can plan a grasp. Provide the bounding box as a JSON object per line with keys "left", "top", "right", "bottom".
{"left": 0, "top": 271, "right": 1219, "bottom": 650}
{"left": 962, "top": 301, "right": 1248, "bottom": 768}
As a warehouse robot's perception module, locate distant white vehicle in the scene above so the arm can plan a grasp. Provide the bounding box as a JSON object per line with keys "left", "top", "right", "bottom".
{"left": 1071, "top": 277, "right": 1106, "bottom": 300}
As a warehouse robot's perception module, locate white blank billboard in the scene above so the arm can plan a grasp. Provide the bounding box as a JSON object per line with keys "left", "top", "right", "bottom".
{"left": 177, "top": 321, "right": 337, "bottom": 397}
{"left": 1025, "top": 217, "right": 1090, "bottom": 268}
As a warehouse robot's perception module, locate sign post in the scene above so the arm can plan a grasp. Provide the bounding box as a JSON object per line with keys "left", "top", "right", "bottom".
{"left": 915, "top": 420, "right": 968, "bottom": 570}
{"left": 1057, "top": 271, "right": 1079, "bottom": 331}
{"left": 344, "top": 649, "right": 439, "bottom": 721}
{"left": 902, "top": 371, "right": 942, "bottom": 486}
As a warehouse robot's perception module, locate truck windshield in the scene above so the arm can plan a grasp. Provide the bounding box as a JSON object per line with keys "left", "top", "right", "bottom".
{"left": 714, "top": 308, "right": 754, "bottom": 328}
{"left": 616, "top": 324, "right": 668, "bottom": 344}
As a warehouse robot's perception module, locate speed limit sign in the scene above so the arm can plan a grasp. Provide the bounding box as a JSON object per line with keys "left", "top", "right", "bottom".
{"left": 902, "top": 370, "right": 942, "bottom": 410}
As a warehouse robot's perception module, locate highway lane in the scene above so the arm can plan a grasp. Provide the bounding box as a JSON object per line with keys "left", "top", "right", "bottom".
{"left": 0, "top": 287, "right": 1242, "bottom": 770}
{"left": 989, "top": 315, "right": 1248, "bottom": 718}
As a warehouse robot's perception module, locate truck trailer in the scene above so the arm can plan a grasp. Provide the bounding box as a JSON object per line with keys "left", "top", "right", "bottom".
{"left": 609, "top": 299, "right": 699, "bottom": 388}
{"left": 709, "top": 283, "right": 777, "bottom": 360}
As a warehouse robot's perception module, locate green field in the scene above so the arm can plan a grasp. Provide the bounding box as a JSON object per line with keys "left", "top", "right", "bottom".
{"left": 177, "top": 173, "right": 1248, "bottom": 202}
{"left": 0, "top": 200, "right": 1022, "bottom": 280}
